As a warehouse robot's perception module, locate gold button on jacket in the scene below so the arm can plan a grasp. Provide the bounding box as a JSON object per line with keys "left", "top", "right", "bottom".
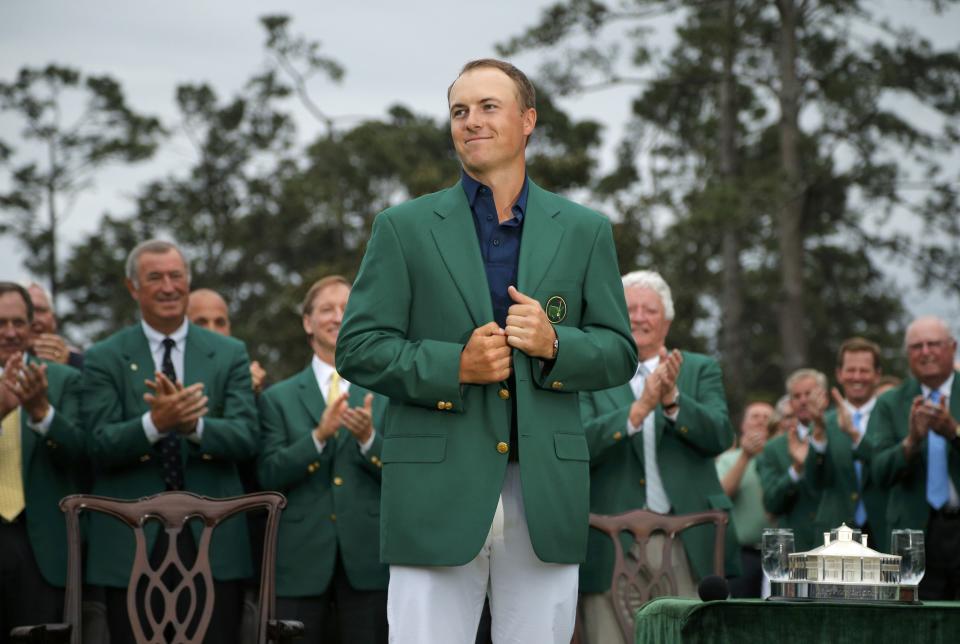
{"left": 496, "top": 442, "right": 509, "bottom": 455}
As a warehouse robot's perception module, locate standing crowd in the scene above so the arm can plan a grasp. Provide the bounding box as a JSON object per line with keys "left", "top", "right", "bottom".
{"left": 2, "top": 57, "right": 959, "bottom": 644}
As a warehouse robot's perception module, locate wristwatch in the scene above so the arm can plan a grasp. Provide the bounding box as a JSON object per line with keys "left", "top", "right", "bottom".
{"left": 663, "top": 390, "right": 680, "bottom": 412}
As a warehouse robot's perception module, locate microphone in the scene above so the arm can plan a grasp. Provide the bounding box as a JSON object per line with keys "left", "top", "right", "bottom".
{"left": 697, "top": 575, "right": 729, "bottom": 602}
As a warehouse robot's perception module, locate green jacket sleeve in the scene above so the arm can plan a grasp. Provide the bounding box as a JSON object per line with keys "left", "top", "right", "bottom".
{"left": 580, "top": 390, "right": 632, "bottom": 466}
{"left": 187, "top": 343, "right": 258, "bottom": 462}
{"left": 256, "top": 389, "right": 332, "bottom": 492}
{"left": 666, "top": 357, "right": 732, "bottom": 457}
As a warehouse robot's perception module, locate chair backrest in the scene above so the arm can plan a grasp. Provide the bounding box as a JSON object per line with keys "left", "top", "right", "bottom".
{"left": 59, "top": 491, "right": 286, "bottom": 644}
{"left": 589, "top": 508, "right": 728, "bottom": 641}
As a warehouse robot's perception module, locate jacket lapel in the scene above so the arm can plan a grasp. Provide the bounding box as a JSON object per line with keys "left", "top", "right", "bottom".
{"left": 431, "top": 184, "right": 494, "bottom": 327}
{"left": 183, "top": 324, "right": 215, "bottom": 387}
{"left": 517, "top": 182, "right": 564, "bottom": 297}
{"left": 120, "top": 326, "right": 156, "bottom": 415}
{"left": 296, "top": 365, "right": 325, "bottom": 428}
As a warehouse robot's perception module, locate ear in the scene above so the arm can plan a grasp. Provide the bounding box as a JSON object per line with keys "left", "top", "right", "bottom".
{"left": 302, "top": 314, "right": 312, "bottom": 337}
{"left": 125, "top": 278, "right": 139, "bottom": 302}
{"left": 522, "top": 108, "right": 537, "bottom": 137}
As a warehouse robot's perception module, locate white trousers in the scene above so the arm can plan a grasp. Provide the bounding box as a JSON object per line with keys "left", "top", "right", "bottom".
{"left": 387, "top": 463, "right": 579, "bottom": 644}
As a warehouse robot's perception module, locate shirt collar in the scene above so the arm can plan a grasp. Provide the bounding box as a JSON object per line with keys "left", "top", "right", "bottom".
{"left": 461, "top": 170, "right": 529, "bottom": 220}
{"left": 141, "top": 318, "right": 189, "bottom": 352}
{"left": 311, "top": 354, "right": 338, "bottom": 388}
{"left": 921, "top": 372, "right": 955, "bottom": 400}
{"left": 844, "top": 396, "right": 877, "bottom": 416}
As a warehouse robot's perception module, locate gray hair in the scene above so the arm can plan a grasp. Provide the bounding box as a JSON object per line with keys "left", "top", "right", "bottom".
{"left": 22, "top": 281, "right": 54, "bottom": 314}
{"left": 904, "top": 316, "right": 955, "bottom": 350}
{"left": 785, "top": 368, "right": 828, "bottom": 394}
{"left": 621, "top": 270, "right": 674, "bottom": 321}
{"left": 125, "top": 239, "right": 190, "bottom": 287}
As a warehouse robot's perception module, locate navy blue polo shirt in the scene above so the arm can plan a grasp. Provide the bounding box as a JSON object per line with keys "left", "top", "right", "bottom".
{"left": 461, "top": 171, "right": 528, "bottom": 327}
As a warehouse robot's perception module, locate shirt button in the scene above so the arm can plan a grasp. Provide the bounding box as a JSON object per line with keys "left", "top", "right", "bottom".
{"left": 486, "top": 215, "right": 493, "bottom": 221}
{"left": 492, "top": 238, "right": 500, "bottom": 246}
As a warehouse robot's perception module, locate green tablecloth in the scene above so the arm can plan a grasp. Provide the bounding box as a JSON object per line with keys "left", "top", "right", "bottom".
{"left": 634, "top": 598, "right": 960, "bottom": 644}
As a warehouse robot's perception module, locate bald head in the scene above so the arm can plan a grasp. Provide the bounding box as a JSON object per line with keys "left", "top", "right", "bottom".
{"left": 905, "top": 316, "right": 956, "bottom": 387}
{"left": 187, "top": 289, "right": 231, "bottom": 336}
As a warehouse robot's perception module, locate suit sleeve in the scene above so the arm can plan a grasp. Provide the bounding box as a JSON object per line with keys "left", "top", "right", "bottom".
{"left": 532, "top": 219, "right": 636, "bottom": 392}
{"left": 83, "top": 344, "right": 155, "bottom": 469}
{"left": 256, "top": 388, "right": 332, "bottom": 492}
{"left": 756, "top": 441, "right": 801, "bottom": 516}
{"left": 43, "top": 365, "right": 87, "bottom": 462}
{"left": 580, "top": 390, "right": 631, "bottom": 466}
{"left": 187, "top": 343, "right": 257, "bottom": 462}
{"left": 865, "top": 395, "right": 915, "bottom": 487}
{"left": 665, "top": 358, "right": 732, "bottom": 457}
{"left": 337, "top": 213, "right": 466, "bottom": 411}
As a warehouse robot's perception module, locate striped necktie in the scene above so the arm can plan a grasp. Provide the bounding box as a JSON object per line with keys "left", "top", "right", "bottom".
{"left": 852, "top": 410, "right": 867, "bottom": 526}
{"left": 0, "top": 407, "right": 25, "bottom": 521}
{"left": 157, "top": 338, "right": 184, "bottom": 491}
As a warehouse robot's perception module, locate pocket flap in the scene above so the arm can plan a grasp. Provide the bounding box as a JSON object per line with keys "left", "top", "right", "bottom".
{"left": 707, "top": 493, "right": 734, "bottom": 511}
{"left": 554, "top": 433, "right": 589, "bottom": 461}
{"left": 381, "top": 435, "right": 446, "bottom": 464}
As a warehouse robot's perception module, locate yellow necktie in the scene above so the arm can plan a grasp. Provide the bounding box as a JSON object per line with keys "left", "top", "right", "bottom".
{"left": 0, "top": 407, "right": 26, "bottom": 521}
{"left": 328, "top": 371, "right": 341, "bottom": 402}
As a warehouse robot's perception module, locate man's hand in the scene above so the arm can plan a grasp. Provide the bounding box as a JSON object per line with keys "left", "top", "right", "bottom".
{"left": 787, "top": 425, "right": 809, "bottom": 473}
{"left": 830, "top": 387, "right": 856, "bottom": 442}
{"left": 917, "top": 395, "right": 958, "bottom": 441}
{"left": 459, "top": 322, "right": 512, "bottom": 384}
{"left": 0, "top": 356, "right": 23, "bottom": 418}
{"left": 342, "top": 393, "right": 375, "bottom": 445}
{"left": 809, "top": 386, "right": 829, "bottom": 441}
{"left": 904, "top": 396, "right": 929, "bottom": 457}
{"left": 15, "top": 361, "right": 51, "bottom": 423}
{"left": 504, "top": 286, "right": 556, "bottom": 360}
{"left": 657, "top": 348, "right": 683, "bottom": 406}
{"left": 250, "top": 360, "right": 267, "bottom": 394}
{"left": 144, "top": 372, "right": 208, "bottom": 434}
{"left": 315, "top": 392, "right": 349, "bottom": 443}
{"left": 741, "top": 427, "right": 767, "bottom": 457}
{"left": 32, "top": 333, "right": 70, "bottom": 364}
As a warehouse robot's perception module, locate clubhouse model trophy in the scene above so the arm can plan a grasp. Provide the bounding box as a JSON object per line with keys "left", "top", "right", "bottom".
{"left": 768, "top": 524, "right": 919, "bottom": 603}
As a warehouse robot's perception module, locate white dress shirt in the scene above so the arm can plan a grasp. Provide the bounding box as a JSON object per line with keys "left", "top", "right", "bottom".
{"left": 625, "top": 355, "right": 674, "bottom": 513}
{"left": 140, "top": 318, "right": 203, "bottom": 444}
{"left": 311, "top": 354, "right": 375, "bottom": 455}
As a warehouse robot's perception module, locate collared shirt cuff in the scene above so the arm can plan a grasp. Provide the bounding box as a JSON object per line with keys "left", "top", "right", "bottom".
{"left": 663, "top": 407, "right": 679, "bottom": 422}
{"left": 186, "top": 418, "right": 204, "bottom": 444}
{"left": 27, "top": 406, "right": 55, "bottom": 436}
{"left": 359, "top": 430, "right": 376, "bottom": 455}
{"left": 810, "top": 436, "right": 827, "bottom": 453}
{"left": 312, "top": 433, "right": 326, "bottom": 455}
{"left": 788, "top": 465, "right": 802, "bottom": 482}
{"left": 142, "top": 411, "right": 162, "bottom": 444}
{"left": 627, "top": 418, "right": 642, "bottom": 437}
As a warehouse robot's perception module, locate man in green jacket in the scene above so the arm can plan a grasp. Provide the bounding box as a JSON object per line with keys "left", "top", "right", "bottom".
{"left": 578, "top": 270, "right": 738, "bottom": 644}
{"left": 756, "top": 369, "right": 828, "bottom": 552}
{"left": 258, "top": 276, "right": 388, "bottom": 643}
{"left": 865, "top": 316, "right": 960, "bottom": 599}
{"left": 82, "top": 239, "right": 258, "bottom": 643}
{"left": 336, "top": 59, "right": 636, "bottom": 644}
{"left": 0, "top": 281, "right": 85, "bottom": 638}
{"left": 806, "top": 337, "right": 887, "bottom": 550}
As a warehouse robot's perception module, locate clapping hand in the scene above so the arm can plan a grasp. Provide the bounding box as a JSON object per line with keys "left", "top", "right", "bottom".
{"left": 144, "top": 371, "right": 208, "bottom": 434}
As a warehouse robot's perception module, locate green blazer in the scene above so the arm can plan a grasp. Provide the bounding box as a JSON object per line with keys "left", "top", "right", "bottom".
{"left": 336, "top": 180, "right": 636, "bottom": 566}
{"left": 807, "top": 407, "right": 889, "bottom": 552}
{"left": 15, "top": 357, "right": 86, "bottom": 587}
{"left": 257, "top": 364, "right": 388, "bottom": 596}
{"left": 865, "top": 373, "right": 960, "bottom": 534}
{"left": 578, "top": 351, "right": 739, "bottom": 592}
{"left": 755, "top": 432, "right": 823, "bottom": 551}
{"left": 81, "top": 323, "right": 258, "bottom": 587}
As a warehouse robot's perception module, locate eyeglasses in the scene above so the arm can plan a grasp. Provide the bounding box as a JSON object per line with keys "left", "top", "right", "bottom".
{"left": 906, "top": 339, "right": 948, "bottom": 353}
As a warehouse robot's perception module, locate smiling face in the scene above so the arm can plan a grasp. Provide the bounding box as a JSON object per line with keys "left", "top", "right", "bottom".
{"left": 788, "top": 375, "right": 824, "bottom": 425}
{"left": 625, "top": 286, "right": 671, "bottom": 360}
{"left": 836, "top": 350, "right": 880, "bottom": 407}
{"left": 27, "top": 285, "right": 56, "bottom": 335}
{"left": 448, "top": 66, "right": 536, "bottom": 180}
{"left": 126, "top": 248, "right": 190, "bottom": 335}
{"left": 906, "top": 318, "right": 957, "bottom": 388}
{"left": 303, "top": 282, "right": 350, "bottom": 364}
{"left": 0, "top": 291, "right": 31, "bottom": 363}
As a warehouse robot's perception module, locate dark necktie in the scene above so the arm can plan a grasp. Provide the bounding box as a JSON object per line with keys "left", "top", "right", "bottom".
{"left": 158, "top": 337, "right": 184, "bottom": 491}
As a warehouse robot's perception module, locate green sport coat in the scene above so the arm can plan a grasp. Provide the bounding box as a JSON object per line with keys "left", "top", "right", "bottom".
{"left": 257, "top": 364, "right": 388, "bottom": 597}
{"left": 755, "top": 432, "right": 823, "bottom": 552}
{"left": 578, "top": 351, "right": 739, "bottom": 592}
{"left": 807, "top": 407, "right": 889, "bottom": 552}
{"left": 14, "top": 357, "right": 86, "bottom": 587}
{"left": 336, "top": 180, "right": 636, "bottom": 566}
{"left": 865, "top": 373, "right": 960, "bottom": 534}
{"left": 81, "top": 322, "right": 258, "bottom": 587}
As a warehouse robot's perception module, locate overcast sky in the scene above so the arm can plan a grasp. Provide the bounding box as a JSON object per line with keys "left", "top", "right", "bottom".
{"left": 2, "top": 0, "right": 959, "bottom": 342}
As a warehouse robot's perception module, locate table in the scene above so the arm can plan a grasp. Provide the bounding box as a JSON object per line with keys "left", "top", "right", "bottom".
{"left": 634, "top": 597, "right": 960, "bottom": 644}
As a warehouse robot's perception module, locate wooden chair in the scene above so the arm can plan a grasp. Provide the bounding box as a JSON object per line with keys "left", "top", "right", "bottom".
{"left": 12, "top": 491, "right": 303, "bottom": 644}
{"left": 585, "top": 508, "right": 728, "bottom": 642}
